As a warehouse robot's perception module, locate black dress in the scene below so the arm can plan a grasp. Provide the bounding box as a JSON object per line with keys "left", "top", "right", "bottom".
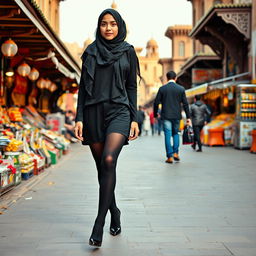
{"left": 76, "top": 47, "right": 138, "bottom": 145}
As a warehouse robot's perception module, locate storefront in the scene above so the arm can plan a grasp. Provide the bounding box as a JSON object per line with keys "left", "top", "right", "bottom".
{"left": 178, "top": 3, "right": 256, "bottom": 150}
{"left": 185, "top": 72, "right": 256, "bottom": 149}
{"left": 0, "top": 0, "right": 81, "bottom": 196}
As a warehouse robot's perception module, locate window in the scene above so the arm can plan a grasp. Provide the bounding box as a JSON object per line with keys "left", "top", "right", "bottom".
{"left": 201, "top": 0, "right": 204, "bottom": 16}
{"left": 179, "top": 41, "right": 185, "bottom": 57}
{"left": 48, "top": 0, "right": 52, "bottom": 23}
{"left": 213, "top": 0, "right": 222, "bottom": 4}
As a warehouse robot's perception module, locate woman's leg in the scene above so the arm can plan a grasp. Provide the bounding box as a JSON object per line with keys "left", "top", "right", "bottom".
{"left": 89, "top": 143, "right": 118, "bottom": 214}
{"left": 93, "top": 133, "right": 126, "bottom": 227}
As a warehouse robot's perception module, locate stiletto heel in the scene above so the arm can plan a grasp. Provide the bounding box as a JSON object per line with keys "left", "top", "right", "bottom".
{"left": 89, "top": 223, "right": 103, "bottom": 247}
{"left": 110, "top": 208, "right": 121, "bottom": 236}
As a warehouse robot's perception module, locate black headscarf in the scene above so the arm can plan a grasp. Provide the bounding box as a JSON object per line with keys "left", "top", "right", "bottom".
{"left": 81, "top": 9, "right": 134, "bottom": 96}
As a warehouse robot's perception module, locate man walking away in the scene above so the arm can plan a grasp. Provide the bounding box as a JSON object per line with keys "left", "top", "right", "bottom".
{"left": 190, "top": 95, "right": 211, "bottom": 152}
{"left": 154, "top": 71, "right": 191, "bottom": 163}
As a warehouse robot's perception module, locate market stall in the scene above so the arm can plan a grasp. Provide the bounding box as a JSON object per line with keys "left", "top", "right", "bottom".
{"left": 0, "top": 0, "right": 81, "bottom": 196}
{"left": 185, "top": 73, "right": 256, "bottom": 149}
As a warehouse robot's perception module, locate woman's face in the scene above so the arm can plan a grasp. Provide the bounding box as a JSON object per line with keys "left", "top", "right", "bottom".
{"left": 100, "top": 13, "right": 118, "bottom": 40}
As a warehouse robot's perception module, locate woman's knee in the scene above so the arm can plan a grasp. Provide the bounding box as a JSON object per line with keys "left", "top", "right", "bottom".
{"left": 102, "top": 154, "right": 116, "bottom": 169}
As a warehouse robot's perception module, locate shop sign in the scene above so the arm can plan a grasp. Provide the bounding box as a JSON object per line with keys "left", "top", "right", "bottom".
{"left": 186, "top": 83, "right": 208, "bottom": 98}
{"left": 192, "top": 68, "right": 222, "bottom": 84}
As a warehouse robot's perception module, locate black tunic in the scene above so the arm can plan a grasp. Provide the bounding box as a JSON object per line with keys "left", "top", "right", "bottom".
{"left": 75, "top": 47, "right": 138, "bottom": 123}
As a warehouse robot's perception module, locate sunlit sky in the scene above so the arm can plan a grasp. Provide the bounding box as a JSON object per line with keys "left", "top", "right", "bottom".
{"left": 59, "top": 0, "right": 192, "bottom": 58}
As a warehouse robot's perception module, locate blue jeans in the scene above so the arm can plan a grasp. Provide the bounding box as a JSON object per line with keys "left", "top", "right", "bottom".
{"left": 163, "top": 119, "right": 180, "bottom": 158}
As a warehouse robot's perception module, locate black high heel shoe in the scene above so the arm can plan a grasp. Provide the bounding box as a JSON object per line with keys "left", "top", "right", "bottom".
{"left": 89, "top": 223, "right": 103, "bottom": 247}
{"left": 110, "top": 208, "right": 121, "bottom": 236}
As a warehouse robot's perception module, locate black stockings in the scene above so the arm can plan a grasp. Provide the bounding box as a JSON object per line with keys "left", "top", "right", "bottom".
{"left": 89, "top": 133, "right": 126, "bottom": 227}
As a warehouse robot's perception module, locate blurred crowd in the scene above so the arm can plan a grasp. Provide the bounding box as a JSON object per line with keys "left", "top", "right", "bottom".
{"left": 137, "top": 105, "right": 163, "bottom": 136}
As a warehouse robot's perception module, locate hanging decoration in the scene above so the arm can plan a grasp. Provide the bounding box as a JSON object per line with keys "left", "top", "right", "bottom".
{"left": 28, "top": 68, "right": 39, "bottom": 81}
{"left": 1, "top": 39, "right": 18, "bottom": 57}
{"left": 36, "top": 78, "right": 46, "bottom": 89}
{"left": 17, "top": 62, "right": 31, "bottom": 77}
{"left": 44, "top": 79, "right": 52, "bottom": 90}
{"left": 49, "top": 83, "right": 57, "bottom": 92}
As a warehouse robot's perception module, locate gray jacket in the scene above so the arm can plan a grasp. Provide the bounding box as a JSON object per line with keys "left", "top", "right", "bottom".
{"left": 190, "top": 101, "right": 211, "bottom": 126}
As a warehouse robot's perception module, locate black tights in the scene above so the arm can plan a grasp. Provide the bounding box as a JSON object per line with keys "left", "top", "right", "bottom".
{"left": 89, "top": 133, "right": 126, "bottom": 227}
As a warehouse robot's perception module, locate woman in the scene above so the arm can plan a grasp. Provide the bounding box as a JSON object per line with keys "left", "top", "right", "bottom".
{"left": 74, "top": 9, "right": 140, "bottom": 247}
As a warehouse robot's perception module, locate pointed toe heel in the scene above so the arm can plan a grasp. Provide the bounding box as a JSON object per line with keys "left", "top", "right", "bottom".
{"left": 110, "top": 208, "right": 121, "bottom": 236}
{"left": 110, "top": 226, "right": 121, "bottom": 236}
{"left": 89, "top": 224, "right": 103, "bottom": 247}
{"left": 89, "top": 237, "right": 102, "bottom": 247}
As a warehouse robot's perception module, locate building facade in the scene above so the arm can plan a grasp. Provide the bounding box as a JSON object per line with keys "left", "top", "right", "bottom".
{"left": 33, "top": 0, "right": 62, "bottom": 35}
{"left": 136, "top": 39, "right": 163, "bottom": 106}
{"left": 178, "top": 0, "right": 255, "bottom": 89}
{"left": 159, "top": 25, "right": 193, "bottom": 85}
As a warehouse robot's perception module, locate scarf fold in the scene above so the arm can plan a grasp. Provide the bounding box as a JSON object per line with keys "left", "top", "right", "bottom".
{"left": 81, "top": 9, "right": 132, "bottom": 96}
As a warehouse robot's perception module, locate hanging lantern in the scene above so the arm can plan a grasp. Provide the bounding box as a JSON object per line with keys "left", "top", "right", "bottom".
{"left": 37, "top": 78, "right": 46, "bottom": 89}
{"left": 28, "top": 68, "right": 39, "bottom": 81}
{"left": 17, "top": 62, "right": 31, "bottom": 77}
{"left": 5, "top": 67, "right": 14, "bottom": 77}
{"left": 44, "top": 78, "right": 52, "bottom": 90}
{"left": 49, "top": 83, "right": 57, "bottom": 92}
{"left": 1, "top": 39, "right": 18, "bottom": 57}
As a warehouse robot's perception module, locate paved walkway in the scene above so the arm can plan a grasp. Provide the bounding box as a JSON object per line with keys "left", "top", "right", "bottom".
{"left": 0, "top": 135, "right": 256, "bottom": 256}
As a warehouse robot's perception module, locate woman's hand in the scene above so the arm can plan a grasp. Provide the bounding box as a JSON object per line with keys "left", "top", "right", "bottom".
{"left": 129, "top": 121, "right": 139, "bottom": 141}
{"left": 74, "top": 121, "right": 84, "bottom": 141}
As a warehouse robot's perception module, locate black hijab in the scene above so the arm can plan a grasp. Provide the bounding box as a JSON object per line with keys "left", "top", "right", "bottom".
{"left": 81, "top": 9, "right": 136, "bottom": 96}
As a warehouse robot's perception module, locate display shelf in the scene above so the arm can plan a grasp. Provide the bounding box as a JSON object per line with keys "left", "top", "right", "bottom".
{"left": 241, "top": 100, "right": 256, "bottom": 103}
{"left": 239, "top": 119, "right": 256, "bottom": 122}
{"left": 235, "top": 84, "right": 256, "bottom": 148}
{"left": 241, "top": 109, "right": 256, "bottom": 112}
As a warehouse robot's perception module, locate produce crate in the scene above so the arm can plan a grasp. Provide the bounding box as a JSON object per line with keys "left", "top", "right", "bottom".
{"left": 14, "top": 167, "right": 22, "bottom": 185}
{"left": 21, "top": 169, "right": 34, "bottom": 180}
{"left": 0, "top": 168, "right": 15, "bottom": 196}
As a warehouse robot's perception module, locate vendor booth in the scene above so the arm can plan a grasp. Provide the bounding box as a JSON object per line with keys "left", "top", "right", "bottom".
{"left": 185, "top": 73, "right": 256, "bottom": 149}
{"left": 0, "top": 0, "right": 81, "bottom": 196}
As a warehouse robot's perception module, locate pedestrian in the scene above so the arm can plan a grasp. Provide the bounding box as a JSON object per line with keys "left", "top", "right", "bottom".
{"left": 190, "top": 95, "right": 211, "bottom": 152}
{"left": 154, "top": 71, "right": 191, "bottom": 163}
{"left": 149, "top": 108, "right": 156, "bottom": 135}
{"left": 137, "top": 106, "right": 145, "bottom": 136}
{"left": 137, "top": 105, "right": 145, "bottom": 136}
{"left": 74, "top": 9, "right": 140, "bottom": 247}
{"left": 143, "top": 110, "right": 150, "bottom": 135}
{"left": 64, "top": 110, "right": 78, "bottom": 142}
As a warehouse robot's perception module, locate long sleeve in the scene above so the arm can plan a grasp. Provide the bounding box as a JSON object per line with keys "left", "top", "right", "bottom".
{"left": 181, "top": 90, "right": 190, "bottom": 119}
{"left": 75, "top": 65, "right": 86, "bottom": 122}
{"left": 204, "top": 105, "right": 211, "bottom": 116}
{"left": 153, "top": 89, "right": 162, "bottom": 117}
{"left": 125, "top": 48, "right": 138, "bottom": 122}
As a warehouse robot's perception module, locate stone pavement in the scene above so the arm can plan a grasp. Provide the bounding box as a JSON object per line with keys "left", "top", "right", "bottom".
{"left": 0, "top": 135, "right": 256, "bottom": 256}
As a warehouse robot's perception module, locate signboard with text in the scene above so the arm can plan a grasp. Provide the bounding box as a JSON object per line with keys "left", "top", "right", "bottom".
{"left": 192, "top": 68, "right": 222, "bottom": 84}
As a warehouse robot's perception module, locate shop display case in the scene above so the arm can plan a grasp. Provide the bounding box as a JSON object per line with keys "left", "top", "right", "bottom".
{"left": 234, "top": 84, "right": 256, "bottom": 149}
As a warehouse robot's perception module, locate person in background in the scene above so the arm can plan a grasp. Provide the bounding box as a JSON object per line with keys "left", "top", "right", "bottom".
{"left": 154, "top": 71, "right": 191, "bottom": 163}
{"left": 137, "top": 105, "right": 145, "bottom": 136}
{"left": 143, "top": 109, "right": 150, "bottom": 135}
{"left": 64, "top": 110, "right": 77, "bottom": 142}
{"left": 149, "top": 108, "right": 156, "bottom": 135}
{"left": 190, "top": 95, "right": 211, "bottom": 152}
